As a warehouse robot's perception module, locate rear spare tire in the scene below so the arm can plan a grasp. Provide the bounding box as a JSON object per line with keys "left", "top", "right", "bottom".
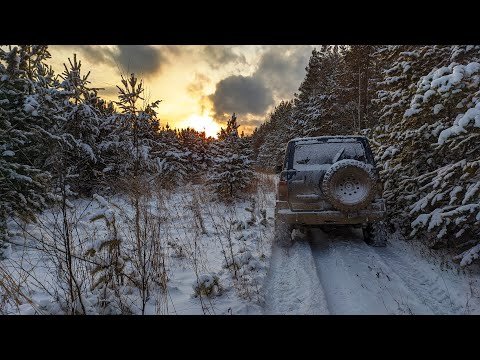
{"left": 322, "top": 159, "right": 377, "bottom": 212}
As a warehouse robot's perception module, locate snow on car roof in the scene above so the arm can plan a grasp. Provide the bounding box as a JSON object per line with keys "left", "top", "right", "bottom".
{"left": 289, "top": 135, "right": 368, "bottom": 144}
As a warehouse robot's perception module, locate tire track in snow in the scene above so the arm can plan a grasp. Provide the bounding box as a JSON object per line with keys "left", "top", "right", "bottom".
{"left": 266, "top": 227, "right": 467, "bottom": 314}
{"left": 310, "top": 227, "right": 462, "bottom": 314}
{"left": 372, "top": 244, "right": 463, "bottom": 315}
{"left": 264, "top": 239, "right": 329, "bottom": 315}
{"left": 309, "top": 228, "right": 432, "bottom": 314}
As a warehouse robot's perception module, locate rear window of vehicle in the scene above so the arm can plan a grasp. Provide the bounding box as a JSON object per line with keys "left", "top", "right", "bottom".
{"left": 292, "top": 141, "right": 366, "bottom": 170}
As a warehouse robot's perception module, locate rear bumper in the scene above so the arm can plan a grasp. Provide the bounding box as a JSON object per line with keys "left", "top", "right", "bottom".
{"left": 275, "top": 201, "right": 386, "bottom": 225}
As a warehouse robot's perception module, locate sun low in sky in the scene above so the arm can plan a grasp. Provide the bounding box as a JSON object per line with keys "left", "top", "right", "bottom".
{"left": 179, "top": 113, "right": 221, "bottom": 138}
{"left": 48, "top": 45, "right": 315, "bottom": 137}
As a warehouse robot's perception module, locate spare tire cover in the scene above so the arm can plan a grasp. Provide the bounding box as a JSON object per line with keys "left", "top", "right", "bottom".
{"left": 321, "top": 159, "right": 377, "bottom": 212}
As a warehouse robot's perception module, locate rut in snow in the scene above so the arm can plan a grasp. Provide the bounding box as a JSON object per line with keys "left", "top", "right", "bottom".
{"left": 264, "top": 239, "right": 329, "bottom": 315}
{"left": 370, "top": 243, "right": 464, "bottom": 315}
{"left": 266, "top": 227, "right": 470, "bottom": 315}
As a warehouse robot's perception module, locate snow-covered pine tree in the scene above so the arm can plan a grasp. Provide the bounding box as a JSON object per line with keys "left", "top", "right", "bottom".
{"left": 177, "top": 127, "right": 211, "bottom": 180}
{"left": 292, "top": 48, "right": 326, "bottom": 136}
{"left": 208, "top": 113, "right": 253, "bottom": 202}
{"left": 47, "top": 54, "right": 105, "bottom": 196}
{"left": 87, "top": 94, "right": 116, "bottom": 187}
{"left": 370, "top": 45, "right": 480, "bottom": 265}
{"left": 97, "top": 111, "right": 132, "bottom": 187}
{"left": 0, "top": 45, "right": 56, "bottom": 257}
{"left": 255, "top": 100, "right": 295, "bottom": 170}
{"left": 152, "top": 127, "right": 189, "bottom": 189}
{"left": 341, "top": 45, "right": 383, "bottom": 131}
{"left": 402, "top": 47, "right": 480, "bottom": 262}
{"left": 370, "top": 45, "right": 453, "bottom": 227}
{"left": 293, "top": 46, "right": 346, "bottom": 136}
{"left": 99, "top": 73, "right": 162, "bottom": 189}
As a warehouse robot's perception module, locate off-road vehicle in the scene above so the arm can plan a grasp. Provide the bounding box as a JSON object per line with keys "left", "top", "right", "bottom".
{"left": 274, "top": 136, "right": 387, "bottom": 246}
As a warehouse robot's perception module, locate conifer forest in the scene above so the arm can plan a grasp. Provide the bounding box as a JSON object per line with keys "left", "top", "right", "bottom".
{"left": 1, "top": 45, "right": 480, "bottom": 315}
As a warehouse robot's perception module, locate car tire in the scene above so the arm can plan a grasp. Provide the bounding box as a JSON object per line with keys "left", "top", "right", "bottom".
{"left": 363, "top": 221, "right": 387, "bottom": 247}
{"left": 322, "top": 159, "right": 377, "bottom": 212}
{"left": 274, "top": 219, "right": 293, "bottom": 247}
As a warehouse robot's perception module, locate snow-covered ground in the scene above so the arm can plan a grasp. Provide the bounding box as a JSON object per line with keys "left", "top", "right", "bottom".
{"left": 0, "top": 174, "right": 276, "bottom": 315}
{"left": 265, "top": 227, "right": 480, "bottom": 314}
{"left": 2, "top": 173, "right": 480, "bottom": 315}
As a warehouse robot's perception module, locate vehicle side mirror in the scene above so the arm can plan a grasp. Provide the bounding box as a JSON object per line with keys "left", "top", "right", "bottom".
{"left": 275, "top": 165, "right": 283, "bottom": 174}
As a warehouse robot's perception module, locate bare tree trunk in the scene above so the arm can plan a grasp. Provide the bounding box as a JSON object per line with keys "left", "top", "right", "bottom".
{"left": 60, "top": 162, "right": 86, "bottom": 315}
{"left": 358, "top": 69, "right": 362, "bottom": 131}
{"left": 134, "top": 113, "right": 146, "bottom": 314}
{"left": 364, "top": 52, "right": 370, "bottom": 128}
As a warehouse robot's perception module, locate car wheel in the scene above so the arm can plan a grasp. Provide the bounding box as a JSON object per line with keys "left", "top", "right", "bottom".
{"left": 274, "top": 220, "right": 293, "bottom": 247}
{"left": 363, "top": 221, "right": 387, "bottom": 247}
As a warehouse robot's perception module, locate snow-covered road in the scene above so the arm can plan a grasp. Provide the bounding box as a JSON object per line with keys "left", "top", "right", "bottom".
{"left": 264, "top": 227, "right": 480, "bottom": 315}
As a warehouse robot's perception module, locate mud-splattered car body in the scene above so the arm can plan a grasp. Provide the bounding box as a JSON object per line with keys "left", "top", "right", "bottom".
{"left": 275, "top": 136, "right": 387, "bottom": 246}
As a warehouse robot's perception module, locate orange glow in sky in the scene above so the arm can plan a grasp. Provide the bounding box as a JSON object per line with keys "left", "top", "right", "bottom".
{"left": 179, "top": 113, "right": 222, "bottom": 138}
{"left": 45, "top": 45, "right": 314, "bottom": 136}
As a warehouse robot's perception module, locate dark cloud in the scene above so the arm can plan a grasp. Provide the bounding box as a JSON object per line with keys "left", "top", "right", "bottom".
{"left": 255, "top": 45, "right": 313, "bottom": 99}
{"left": 208, "top": 46, "right": 313, "bottom": 125}
{"left": 61, "top": 45, "right": 116, "bottom": 67}
{"left": 209, "top": 75, "right": 274, "bottom": 121}
{"left": 61, "top": 45, "right": 314, "bottom": 131}
{"left": 79, "top": 46, "right": 116, "bottom": 65}
{"left": 203, "top": 46, "right": 246, "bottom": 68}
{"left": 65, "top": 45, "right": 171, "bottom": 78}
{"left": 116, "top": 45, "right": 165, "bottom": 77}
{"left": 76, "top": 45, "right": 244, "bottom": 74}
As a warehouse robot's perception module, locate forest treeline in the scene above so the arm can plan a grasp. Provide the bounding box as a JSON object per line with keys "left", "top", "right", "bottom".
{"left": 252, "top": 45, "right": 480, "bottom": 265}
{"left": 2, "top": 45, "right": 480, "bottom": 266}
{"left": 0, "top": 46, "right": 252, "bottom": 257}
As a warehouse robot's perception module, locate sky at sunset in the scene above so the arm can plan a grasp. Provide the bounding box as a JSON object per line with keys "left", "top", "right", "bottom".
{"left": 47, "top": 45, "right": 315, "bottom": 137}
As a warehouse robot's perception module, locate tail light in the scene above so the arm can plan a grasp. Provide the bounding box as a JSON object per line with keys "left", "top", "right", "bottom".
{"left": 278, "top": 176, "right": 288, "bottom": 201}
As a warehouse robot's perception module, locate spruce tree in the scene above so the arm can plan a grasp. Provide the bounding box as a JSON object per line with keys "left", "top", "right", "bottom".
{"left": 177, "top": 127, "right": 211, "bottom": 179}
{"left": 100, "top": 73, "right": 161, "bottom": 188}
{"left": 371, "top": 45, "right": 453, "bottom": 225}
{"left": 48, "top": 54, "right": 105, "bottom": 196}
{"left": 341, "top": 45, "right": 382, "bottom": 131}
{"left": 153, "top": 127, "right": 189, "bottom": 189}
{"left": 208, "top": 113, "right": 253, "bottom": 201}
{"left": 0, "top": 46, "right": 55, "bottom": 257}
{"left": 255, "top": 100, "right": 295, "bottom": 170}
{"left": 371, "top": 45, "right": 480, "bottom": 264}
{"left": 293, "top": 46, "right": 346, "bottom": 136}
{"left": 402, "top": 48, "right": 480, "bottom": 257}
